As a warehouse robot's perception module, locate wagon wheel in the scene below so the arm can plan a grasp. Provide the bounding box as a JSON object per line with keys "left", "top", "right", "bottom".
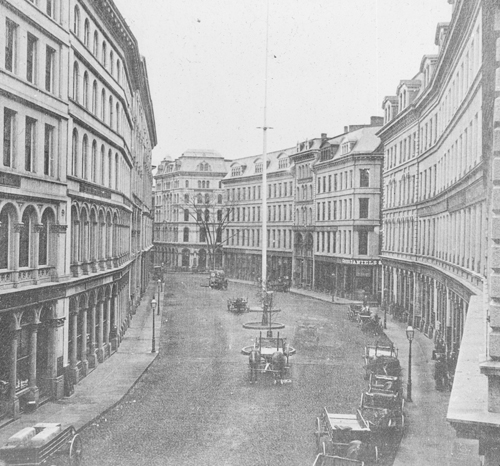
{"left": 68, "top": 433, "right": 83, "bottom": 466}
{"left": 372, "top": 444, "right": 379, "bottom": 463}
{"left": 321, "top": 440, "right": 328, "bottom": 456}
{"left": 315, "top": 417, "right": 323, "bottom": 451}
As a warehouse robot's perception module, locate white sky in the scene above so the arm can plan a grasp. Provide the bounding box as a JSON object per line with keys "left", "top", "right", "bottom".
{"left": 113, "top": 0, "right": 452, "bottom": 166}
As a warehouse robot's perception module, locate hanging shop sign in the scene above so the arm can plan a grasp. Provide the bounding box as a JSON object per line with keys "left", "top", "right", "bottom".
{"left": 341, "top": 259, "right": 380, "bottom": 266}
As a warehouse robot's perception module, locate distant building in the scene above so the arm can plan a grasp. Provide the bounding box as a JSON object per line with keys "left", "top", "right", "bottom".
{"left": 222, "top": 147, "right": 296, "bottom": 282}
{"left": 0, "top": 0, "right": 156, "bottom": 420}
{"left": 379, "top": 0, "right": 500, "bottom": 462}
{"left": 153, "top": 150, "right": 230, "bottom": 270}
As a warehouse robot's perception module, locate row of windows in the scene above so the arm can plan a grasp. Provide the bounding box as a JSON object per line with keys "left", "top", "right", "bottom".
{"left": 3, "top": 107, "right": 55, "bottom": 176}
{"left": 384, "top": 202, "right": 485, "bottom": 275}
{"left": 317, "top": 169, "right": 370, "bottom": 193}
{"left": 297, "top": 163, "right": 312, "bottom": 180}
{"left": 71, "top": 128, "right": 129, "bottom": 193}
{"left": 73, "top": 5, "right": 122, "bottom": 85}
{"left": 73, "top": 61, "right": 122, "bottom": 134}
{"left": 226, "top": 228, "right": 293, "bottom": 250}
{"left": 316, "top": 230, "right": 369, "bottom": 256}
{"left": 316, "top": 198, "right": 370, "bottom": 221}
{"left": 4, "top": 18, "right": 57, "bottom": 93}
{"left": 28, "top": 0, "right": 57, "bottom": 20}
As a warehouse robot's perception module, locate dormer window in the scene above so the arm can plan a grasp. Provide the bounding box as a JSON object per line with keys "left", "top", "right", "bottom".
{"left": 255, "top": 163, "right": 263, "bottom": 174}
{"left": 278, "top": 156, "right": 288, "bottom": 169}
{"left": 231, "top": 165, "right": 241, "bottom": 177}
{"left": 341, "top": 142, "right": 355, "bottom": 155}
{"left": 197, "top": 161, "right": 211, "bottom": 172}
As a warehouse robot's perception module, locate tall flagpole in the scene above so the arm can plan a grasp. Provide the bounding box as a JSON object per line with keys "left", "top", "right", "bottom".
{"left": 261, "top": 0, "right": 270, "bottom": 300}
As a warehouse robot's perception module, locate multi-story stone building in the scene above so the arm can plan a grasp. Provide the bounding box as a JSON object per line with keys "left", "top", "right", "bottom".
{"left": 310, "top": 120, "right": 384, "bottom": 300}
{"left": 153, "top": 150, "right": 230, "bottom": 271}
{"left": 0, "top": 0, "right": 156, "bottom": 421}
{"left": 222, "top": 148, "right": 296, "bottom": 282}
{"left": 379, "top": 0, "right": 500, "bottom": 462}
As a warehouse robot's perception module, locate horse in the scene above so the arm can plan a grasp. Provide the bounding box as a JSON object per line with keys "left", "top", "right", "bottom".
{"left": 271, "top": 351, "right": 287, "bottom": 384}
{"left": 249, "top": 349, "right": 261, "bottom": 383}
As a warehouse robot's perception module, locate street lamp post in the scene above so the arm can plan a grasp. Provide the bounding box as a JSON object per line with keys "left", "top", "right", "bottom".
{"left": 151, "top": 298, "right": 157, "bottom": 353}
{"left": 157, "top": 279, "right": 161, "bottom": 315}
{"left": 406, "top": 325, "right": 414, "bottom": 402}
{"left": 383, "top": 288, "right": 388, "bottom": 330}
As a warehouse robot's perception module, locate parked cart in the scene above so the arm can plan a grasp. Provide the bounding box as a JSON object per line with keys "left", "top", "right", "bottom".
{"left": 0, "top": 423, "right": 82, "bottom": 466}
{"left": 312, "top": 452, "right": 364, "bottom": 466}
{"left": 227, "top": 297, "right": 248, "bottom": 313}
{"left": 363, "top": 344, "right": 400, "bottom": 380}
{"left": 315, "top": 408, "right": 378, "bottom": 463}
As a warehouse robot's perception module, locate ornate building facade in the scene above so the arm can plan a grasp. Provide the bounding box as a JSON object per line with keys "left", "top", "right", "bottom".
{"left": 0, "top": 0, "right": 156, "bottom": 421}
{"left": 379, "top": 0, "right": 500, "bottom": 462}
{"left": 153, "top": 150, "right": 230, "bottom": 271}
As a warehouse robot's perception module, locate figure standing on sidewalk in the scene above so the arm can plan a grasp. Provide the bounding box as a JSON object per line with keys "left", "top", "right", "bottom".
{"left": 434, "top": 353, "right": 448, "bottom": 391}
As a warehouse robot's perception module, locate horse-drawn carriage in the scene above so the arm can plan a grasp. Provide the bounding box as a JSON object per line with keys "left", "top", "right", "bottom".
{"left": 267, "top": 276, "right": 291, "bottom": 292}
{"left": 227, "top": 297, "right": 248, "bottom": 313}
{"left": 315, "top": 408, "right": 378, "bottom": 463}
{"left": 363, "top": 344, "right": 400, "bottom": 380}
{"left": 0, "top": 423, "right": 82, "bottom": 466}
{"left": 208, "top": 270, "right": 228, "bottom": 290}
{"left": 359, "top": 391, "right": 405, "bottom": 432}
{"left": 246, "top": 332, "right": 293, "bottom": 385}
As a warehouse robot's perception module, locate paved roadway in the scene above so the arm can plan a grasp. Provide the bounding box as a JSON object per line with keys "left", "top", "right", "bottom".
{"left": 79, "top": 274, "right": 396, "bottom": 466}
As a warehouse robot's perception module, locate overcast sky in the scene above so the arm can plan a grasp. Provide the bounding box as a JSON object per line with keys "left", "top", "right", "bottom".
{"left": 113, "top": 0, "right": 452, "bottom": 166}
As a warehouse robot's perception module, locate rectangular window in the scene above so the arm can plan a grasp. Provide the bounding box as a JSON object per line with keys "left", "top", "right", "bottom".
{"left": 3, "top": 108, "right": 15, "bottom": 167}
{"left": 27, "top": 33, "right": 38, "bottom": 84}
{"left": 5, "top": 19, "right": 18, "bottom": 73}
{"left": 359, "top": 198, "right": 369, "bottom": 218}
{"left": 359, "top": 230, "right": 368, "bottom": 255}
{"left": 25, "top": 117, "right": 36, "bottom": 172}
{"left": 359, "top": 169, "right": 370, "bottom": 187}
{"left": 45, "top": 46, "right": 55, "bottom": 92}
{"left": 44, "top": 124, "right": 54, "bottom": 176}
{"left": 46, "top": 0, "right": 54, "bottom": 17}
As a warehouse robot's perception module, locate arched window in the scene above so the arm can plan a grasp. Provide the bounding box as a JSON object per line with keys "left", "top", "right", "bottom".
{"left": 102, "top": 42, "right": 107, "bottom": 67}
{"left": 204, "top": 209, "right": 210, "bottom": 222}
{"left": 100, "top": 145, "right": 105, "bottom": 185}
{"left": 115, "top": 153, "right": 119, "bottom": 190}
{"left": 198, "top": 181, "right": 201, "bottom": 189}
{"left": 109, "top": 95, "right": 113, "bottom": 127}
{"left": 197, "top": 194, "right": 203, "bottom": 204}
{"left": 116, "top": 60, "right": 121, "bottom": 84}
{"left": 204, "top": 193, "right": 210, "bottom": 204}
{"left": 19, "top": 209, "right": 34, "bottom": 268}
{"left": 183, "top": 227, "right": 189, "bottom": 242}
{"left": 73, "top": 5, "right": 80, "bottom": 36}
{"left": 218, "top": 194, "right": 223, "bottom": 204}
{"left": 83, "top": 72, "right": 89, "bottom": 108}
{"left": 72, "top": 129, "right": 79, "bottom": 176}
{"left": 83, "top": 19, "right": 90, "bottom": 47}
{"left": 184, "top": 194, "right": 189, "bottom": 203}
{"left": 91, "top": 140, "right": 97, "bottom": 182}
{"left": 39, "top": 209, "right": 55, "bottom": 266}
{"left": 116, "top": 103, "right": 120, "bottom": 132}
{"left": 101, "top": 88, "right": 106, "bottom": 121}
{"left": 92, "top": 81, "right": 97, "bottom": 114}
{"left": 73, "top": 61, "right": 79, "bottom": 102}
{"left": 110, "top": 51, "right": 114, "bottom": 75}
{"left": 200, "top": 227, "right": 206, "bottom": 243}
{"left": 184, "top": 209, "right": 189, "bottom": 221}
{"left": 82, "top": 135, "right": 88, "bottom": 179}
{"left": 108, "top": 150, "right": 112, "bottom": 187}
{"left": 93, "top": 31, "right": 99, "bottom": 56}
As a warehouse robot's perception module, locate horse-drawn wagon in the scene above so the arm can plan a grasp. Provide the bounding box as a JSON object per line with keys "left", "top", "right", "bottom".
{"left": 315, "top": 408, "right": 378, "bottom": 463}
{"left": 0, "top": 423, "right": 82, "bottom": 466}
{"left": 363, "top": 344, "right": 400, "bottom": 380}
{"left": 227, "top": 297, "right": 248, "bottom": 313}
{"left": 208, "top": 270, "right": 228, "bottom": 290}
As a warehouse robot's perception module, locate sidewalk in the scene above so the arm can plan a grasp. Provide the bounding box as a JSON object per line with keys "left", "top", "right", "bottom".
{"left": 0, "top": 281, "right": 162, "bottom": 447}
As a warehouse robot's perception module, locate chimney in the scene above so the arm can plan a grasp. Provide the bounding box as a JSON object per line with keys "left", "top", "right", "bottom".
{"left": 321, "top": 133, "right": 327, "bottom": 140}
{"left": 344, "top": 126, "right": 348, "bottom": 133}
{"left": 370, "top": 116, "right": 384, "bottom": 127}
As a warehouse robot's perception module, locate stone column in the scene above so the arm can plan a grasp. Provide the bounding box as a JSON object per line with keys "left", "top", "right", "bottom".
{"left": 32, "top": 225, "right": 43, "bottom": 284}
{"left": 88, "top": 302, "right": 96, "bottom": 368}
{"left": 97, "top": 300, "right": 104, "bottom": 363}
{"left": 47, "top": 316, "right": 65, "bottom": 400}
{"left": 80, "top": 307, "right": 88, "bottom": 376}
{"left": 9, "top": 325, "right": 20, "bottom": 419}
{"left": 69, "top": 310, "right": 79, "bottom": 384}
{"left": 27, "top": 321, "right": 39, "bottom": 409}
{"left": 12, "top": 223, "right": 23, "bottom": 288}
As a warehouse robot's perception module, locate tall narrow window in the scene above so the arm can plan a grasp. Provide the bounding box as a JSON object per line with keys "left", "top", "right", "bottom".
{"left": 82, "top": 135, "right": 88, "bottom": 179}
{"left": 359, "top": 169, "right": 370, "bottom": 187}
{"left": 83, "top": 19, "right": 90, "bottom": 47}
{"left": 0, "top": 209, "right": 9, "bottom": 269}
{"left": 19, "top": 211, "right": 31, "bottom": 267}
{"left": 101, "top": 89, "right": 106, "bottom": 120}
{"left": 116, "top": 103, "right": 120, "bottom": 132}
{"left": 115, "top": 153, "right": 118, "bottom": 189}
{"left": 45, "top": 46, "right": 55, "bottom": 92}
{"left": 73, "top": 5, "right": 80, "bottom": 36}
{"left": 73, "top": 61, "right": 79, "bottom": 101}
{"left": 116, "top": 60, "right": 121, "bottom": 84}
{"left": 26, "top": 34, "right": 38, "bottom": 84}
{"left": 93, "top": 31, "right": 98, "bottom": 57}
{"left": 46, "top": 0, "right": 54, "bottom": 18}
{"left": 91, "top": 140, "right": 97, "bottom": 182}
{"left": 108, "top": 150, "right": 112, "bottom": 187}
{"left": 25, "top": 117, "right": 36, "bottom": 172}
{"left": 109, "top": 96, "right": 113, "bottom": 127}
{"left": 102, "top": 42, "right": 107, "bottom": 67}
{"left": 44, "top": 124, "right": 54, "bottom": 176}
{"left": 359, "top": 198, "right": 369, "bottom": 218}
{"left": 359, "top": 230, "right": 368, "bottom": 255}
{"left": 110, "top": 51, "right": 114, "bottom": 75}
{"left": 82, "top": 72, "right": 89, "bottom": 108}
{"left": 92, "top": 80, "right": 97, "bottom": 114}
{"left": 3, "top": 108, "right": 15, "bottom": 167}
{"left": 5, "top": 19, "right": 18, "bottom": 73}
{"left": 100, "top": 145, "right": 105, "bottom": 184}
{"left": 72, "top": 129, "right": 79, "bottom": 176}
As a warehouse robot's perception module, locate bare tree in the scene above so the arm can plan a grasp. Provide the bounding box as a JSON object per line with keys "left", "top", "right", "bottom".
{"left": 184, "top": 192, "right": 235, "bottom": 270}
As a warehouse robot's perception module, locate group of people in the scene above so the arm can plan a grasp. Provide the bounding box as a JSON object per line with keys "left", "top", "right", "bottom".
{"left": 432, "top": 339, "right": 458, "bottom": 391}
